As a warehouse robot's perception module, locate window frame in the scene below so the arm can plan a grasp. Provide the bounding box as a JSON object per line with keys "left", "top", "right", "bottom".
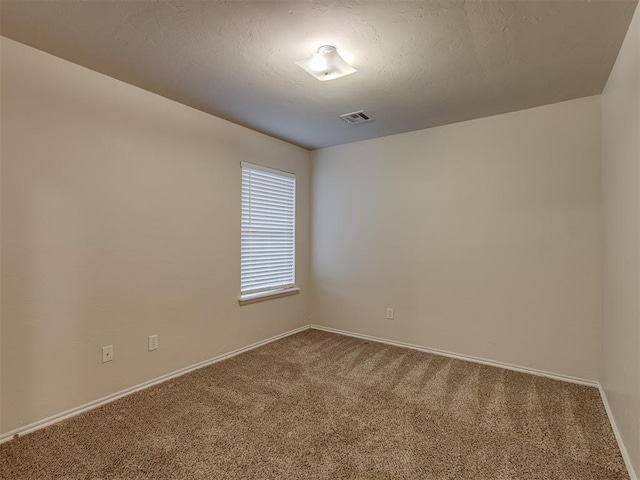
{"left": 239, "top": 162, "right": 298, "bottom": 305}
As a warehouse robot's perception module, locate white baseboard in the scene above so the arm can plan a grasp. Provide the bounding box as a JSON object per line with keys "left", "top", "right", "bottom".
{"left": 0, "top": 324, "right": 310, "bottom": 445}
{"left": 310, "top": 324, "right": 599, "bottom": 387}
{"left": 598, "top": 384, "right": 638, "bottom": 480}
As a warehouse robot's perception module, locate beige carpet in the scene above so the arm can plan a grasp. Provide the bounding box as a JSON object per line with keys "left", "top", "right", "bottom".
{"left": 0, "top": 329, "right": 630, "bottom": 479}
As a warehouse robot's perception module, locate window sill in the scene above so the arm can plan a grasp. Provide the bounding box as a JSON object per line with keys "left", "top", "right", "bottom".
{"left": 238, "top": 287, "right": 300, "bottom": 306}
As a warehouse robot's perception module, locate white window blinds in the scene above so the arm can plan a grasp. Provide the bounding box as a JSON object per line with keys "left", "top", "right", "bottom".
{"left": 241, "top": 162, "right": 296, "bottom": 297}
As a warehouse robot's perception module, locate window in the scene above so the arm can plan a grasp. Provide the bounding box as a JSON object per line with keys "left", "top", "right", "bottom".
{"left": 240, "top": 162, "right": 297, "bottom": 304}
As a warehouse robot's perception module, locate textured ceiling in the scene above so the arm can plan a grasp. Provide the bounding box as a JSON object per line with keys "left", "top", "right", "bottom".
{"left": 1, "top": 0, "right": 637, "bottom": 150}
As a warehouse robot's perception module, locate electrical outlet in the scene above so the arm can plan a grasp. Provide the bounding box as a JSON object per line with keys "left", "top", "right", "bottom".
{"left": 102, "top": 345, "right": 113, "bottom": 363}
{"left": 148, "top": 334, "right": 159, "bottom": 351}
{"left": 386, "top": 308, "right": 394, "bottom": 320}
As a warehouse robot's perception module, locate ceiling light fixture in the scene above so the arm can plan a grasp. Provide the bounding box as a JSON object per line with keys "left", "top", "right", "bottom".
{"left": 295, "top": 45, "right": 356, "bottom": 81}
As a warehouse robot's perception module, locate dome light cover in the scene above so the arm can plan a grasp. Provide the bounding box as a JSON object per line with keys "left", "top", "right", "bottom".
{"left": 295, "top": 45, "right": 356, "bottom": 81}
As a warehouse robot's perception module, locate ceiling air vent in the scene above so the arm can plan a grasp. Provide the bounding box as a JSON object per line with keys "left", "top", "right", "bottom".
{"left": 340, "top": 110, "right": 373, "bottom": 125}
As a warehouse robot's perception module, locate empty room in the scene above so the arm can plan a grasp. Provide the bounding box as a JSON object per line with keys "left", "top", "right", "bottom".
{"left": 1, "top": 0, "right": 639, "bottom": 478}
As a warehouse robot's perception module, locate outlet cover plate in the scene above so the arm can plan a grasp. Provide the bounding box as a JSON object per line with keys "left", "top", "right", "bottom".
{"left": 148, "top": 334, "right": 158, "bottom": 351}
{"left": 102, "top": 345, "right": 113, "bottom": 363}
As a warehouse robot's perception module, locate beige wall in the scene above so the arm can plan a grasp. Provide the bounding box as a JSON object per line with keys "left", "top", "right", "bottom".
{"left": 311, "top": 96, "right": 602, "bottom": 380}
{"left": 0, "top": 37, "right": 311, "bottom": 435}
{"left": 602, "top": 3, "right": 640, "bottom": 476}
{"left": 0, "top": 57, "right": 3, "bottom": 432}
